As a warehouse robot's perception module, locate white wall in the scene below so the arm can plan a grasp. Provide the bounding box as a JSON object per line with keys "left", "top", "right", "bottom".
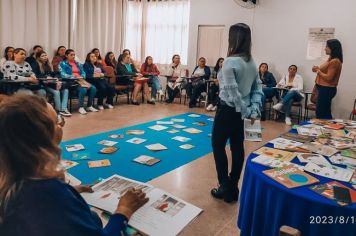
{"left": 188, "top": 0, "right": 356, "bottom": 119}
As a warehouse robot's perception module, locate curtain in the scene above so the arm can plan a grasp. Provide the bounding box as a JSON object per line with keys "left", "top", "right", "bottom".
{"left": 0, "top": 0, "right": 70, "bottom": 58}
{"left": 124, "top": 0, "right": 190, "bottom": 65}
{"left": 70, "top": 0, "right": 124, "bottom": 62}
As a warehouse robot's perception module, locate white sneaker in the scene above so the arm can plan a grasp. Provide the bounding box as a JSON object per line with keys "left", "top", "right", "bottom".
{"left": 87, "top": 106, "right": 98, "bottom": 112}
{"left": 211, "top": 105, "right": 217, "bottom": 111}
{"left": 285, "top": 117, "right": 292, "bottom": 126}
{"left": 98, "top": 105, "right": 104, "bottom": 110}
{"left": 158, "top": 90, "right": 164, "bottom": 97}
{"left": 206, "top": 104, "right": 214, "bottom": 111}
{"left": 273, "top": 103, "right": 283, "bottom": 111}
{"left": 105, "top": 104, "right": 114, "bottom": 109}
{"left": 59, "top": 109, "right": 72, "bottom": 117}
{"left": 78, "top": 107, "right": 87, "bottom": 115}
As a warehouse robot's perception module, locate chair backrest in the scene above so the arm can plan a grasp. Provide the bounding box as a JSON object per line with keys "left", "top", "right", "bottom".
{"left": 103, "top": 66, "right": 116, "bottom": 85}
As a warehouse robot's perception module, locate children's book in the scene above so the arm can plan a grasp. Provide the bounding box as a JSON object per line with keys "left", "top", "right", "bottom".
{"left": 253, "top": 147, "right": 296, "bottom": 162}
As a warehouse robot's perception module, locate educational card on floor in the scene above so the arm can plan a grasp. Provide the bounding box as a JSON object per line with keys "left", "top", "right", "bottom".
{"left": 183, "top": 128, "right": 203, "bottom": 134}
{"left": 156, "top": 121, "right": 174, "bottom": 125}
{"left": 172, "top": 124, "right": 186, "bottom": 129}
{"left": 133, "top": 155, "right": 161, "bottom": 166}
{"left": 126, "top": 138, "right": 147, "bottom": 144}
{"left": 167, "top": 129, "right": 179, "bottom": 134}
{"left": 126, "top": 130, "right": 145, "bottom": 135}
{"left": 193, "top": 121, "right": 207, "bottom": 126}
{"left": 188, "top": 114, "right": 201, "bottom": 118}
{"left": 172, "top": 136, "right": 191, "bottom": 142}
{"left": 244, "top": 119, "right": 262, "bottom": 142}
{"left": 65, "top": 144, "right": 85, "bottom": 152}
{"left": 97, "top": 140, "right": 118, "bottom": 146}
{"left": 88, "top": 159, "right": 111, "bottom": 168}
{"left": 179, "top": 144, "right": 195, "bottom": 150}
{"left": 60, "top": 160, "right": 79, "bottom": 170}
{"left": 99, "top": 146, "right": 118, "bottom": 154}
{"left": 108, "top": 134, "right": 124, "bottom": 139}
{"left": 72, "top": 152, "right": 91, "bottom": 160}
{"left": 171, "top": 118, "right": 185, "bottom": 123}
{"left": 149, "top": 125, "right": 169, "bottom": 131}
{"left": 81, "top": 175, "right": 203, "bottom": 236}
{"left": 145, "top": 143, "right": 168, "bottom": 151}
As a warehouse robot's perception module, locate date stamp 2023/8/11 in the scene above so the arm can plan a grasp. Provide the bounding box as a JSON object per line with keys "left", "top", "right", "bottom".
{"left": 310, "top": 216, "right": 355, "bottom": 224}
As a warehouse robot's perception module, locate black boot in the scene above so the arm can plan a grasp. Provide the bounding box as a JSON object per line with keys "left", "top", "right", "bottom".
{"left": 227, "top": 175, "right": 239, "bottom": 203}
{"left": 210, "top": 182, "right": 229, "bottom": 200}
{"left": 261, "top": 111, "right": 266, "bottom": 121}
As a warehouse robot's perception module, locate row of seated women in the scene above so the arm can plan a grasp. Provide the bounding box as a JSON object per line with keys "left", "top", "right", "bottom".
{"left": 0, "top": 45, "right": 223, "bottom": 115}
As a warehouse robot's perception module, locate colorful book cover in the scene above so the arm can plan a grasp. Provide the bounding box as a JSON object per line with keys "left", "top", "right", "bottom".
{"left": 310, "top": 181, "right": 356, "bottom": 206}
{"left": 280, "top": 132, "right": 315, "bottom": 143}
{"left": 254, "top": 147, "right": 296, "bottom": 162}
{"left": 324, "top": 123, "right": 345, "bottom": 130}
{"left": 263, "top": 165, "right": 319, "bottom": 188}
{"left": 341, "top": 148, "right": 356, "bottom": 159}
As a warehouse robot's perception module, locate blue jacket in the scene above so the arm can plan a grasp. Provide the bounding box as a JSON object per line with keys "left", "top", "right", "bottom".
{"left": 59, "top": 60, "right": 86, "bottom": 79}
{"left": 0, "top": 178, "right": 127, "bottom": 236}
{"left": 259, "top": 71, "right": 276, "bottom": 87}
{"left": 192, "top": 66, "right": 211, "bottom": 80}
{"left": 83, "top": 62, "right": 104, "bottom": 79}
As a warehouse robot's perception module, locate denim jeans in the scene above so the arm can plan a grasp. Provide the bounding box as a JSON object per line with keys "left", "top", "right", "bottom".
{"left": 261, "top": 87, "right": 278, "bottom": 111}
{"left": 78, "top": 85, "right": 96, "bottom": 107}
{"left": 87, "top": 79, "right": 115, "bottom": 105}
{"left": 149, "top": 76, "right": 161, "bottom": 98}
{"left": 17, "top": 88, "right": 46, "bottom": 97}
{"left": 47, "top": 87, "right": 69, "bottom": 111}
{"left": 281, "top": 90, "right": 303, "bottom": 117}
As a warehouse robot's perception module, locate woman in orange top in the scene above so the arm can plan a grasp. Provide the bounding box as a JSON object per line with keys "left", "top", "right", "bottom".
{"left": 312, "top": 39, "right": 343, "bottom": 119}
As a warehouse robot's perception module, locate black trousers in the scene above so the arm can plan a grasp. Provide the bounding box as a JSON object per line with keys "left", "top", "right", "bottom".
{"left": 188, "top": 80, "right": 206, "bottom": 106}
{"left": 212, "top": 103, "right": 245, "bottom": 185}
{"left": 208, "top": 84, "right": 219, "bottom": 105}
{"left": 87, "top": 78, "right": 115, "bottom": 105}
{"left": 316, "top": 84, "right": 337, "bottom": 119}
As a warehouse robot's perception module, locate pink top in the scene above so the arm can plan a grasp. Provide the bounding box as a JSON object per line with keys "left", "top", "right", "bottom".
{"left": 69, "top": 61, "right": 80, "bottom": 77}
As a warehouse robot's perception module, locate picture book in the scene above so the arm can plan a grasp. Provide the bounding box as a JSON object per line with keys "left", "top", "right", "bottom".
{"left": 81, "top": 175, "right": 203, "bottom": 236}
{"left": 280, "top": 132, "right": 315, "bottom": 143}
{"left": 88, "top": 159, "right": 111, "bottom": 168}
{"left": 300, "top": 142, "right": 338, "bottom": 157}
{"left": 303, "top": 162, "right": 354, "bottom": 182}
{"left": 329, "top": 154, "right": 356, "bottom": 167}
{"left": 252, "top": 155, "right": 304, "bottom": 170}
{"left": 341, "top": 148, "right": 356, "bottom": 159}
{"left": 65, "top": 144, "right": 85, "bottom": 152}
{"left": 310, "top": 181, "right": 356, "bottom": 206}
{"left": 253, "top": 147, "right": 296, "bottom": 162}
{"left": 263, "top": 166, "right": 319, "bottom": 188}
{"left": 133, "top": 155, "right": 160, "bottom": 166}
{"left": 296, "top": 153, "right": 332, "bottom": 167}
{"left": 244, "top": 119, "right": 262, "bottom": 142}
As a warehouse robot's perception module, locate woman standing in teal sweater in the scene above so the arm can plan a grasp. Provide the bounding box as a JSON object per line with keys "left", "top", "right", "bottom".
{"left": 211, "top": 23, "right": 263, "bottom": 203}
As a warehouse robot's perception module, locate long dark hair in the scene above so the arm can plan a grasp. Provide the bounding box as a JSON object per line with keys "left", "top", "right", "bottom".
{"left": 64, "top": 49, "right": 75, "bottom": 61}
{"left": 214, "top": 58, "right": 224, "bottom": 73}
{"left": 91, "top": 48, "right": 102, "bottom": 60}
{"left": 0, "top": 95, "right": 63, "bottom": 223}
{"left": 258, "top": 62, "right": 268, "bottom": 77}
{"left": 118, "top": 53, "right": 130, "bottom": 63}
{"left": 327, "top": 39, "right": 343, "bottom": 63}
{"left": 30, "top": 45, "right": 43, "bottom": 57}
{"left": 143, "top": 56, "right": 153, "bottom": 72}
{"left": 227, "top": 23, "right": 252, "bottom": 61}
{"left": 105, "top": 52, "right": 117, "bottom": 68}
{"left": 35, "top": 51, "right": 53, "bottom": 74}
{"left": 3, "top": 47, "right": 14, "bottom": 60}
{"left": 55, "top": 46, "right": 66, "bottom": 56}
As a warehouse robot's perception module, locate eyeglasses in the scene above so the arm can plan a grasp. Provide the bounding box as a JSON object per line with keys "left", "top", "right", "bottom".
{"left": 57, "top": 115, "right": 65, "bottom": 127}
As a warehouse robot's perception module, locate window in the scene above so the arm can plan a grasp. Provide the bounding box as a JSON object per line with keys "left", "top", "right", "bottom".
{"left": 124, "top": 0, "right": 190, "bottom": 65}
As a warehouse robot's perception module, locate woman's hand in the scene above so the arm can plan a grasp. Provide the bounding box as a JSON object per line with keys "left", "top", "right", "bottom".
{"left": 74, "top": 184, "right": 94, "bottom": 193}
{"left": 29, "top": 75, "right": 38, "bottom": 84}
{"left": 312, "top": 66, "right": 319, "bottom": 73}
{"left": 115, "top": 188, "right": 149, "bottom": 219}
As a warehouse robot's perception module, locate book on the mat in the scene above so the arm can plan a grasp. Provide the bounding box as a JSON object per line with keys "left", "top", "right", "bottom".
{"left": 315, "top": 134, "right": 355, "bottom": 150}
{"left": 88, "top": 159, "right": 111, "bottom": 168}
{"left": 244, "top": 119, "right": 262, "bottom": 142}
{"left": 280, "top": 132, "right": 315, "bottom": 143}
{"left": 126, "top": 130, "right": 145, "bottom": 135}
{"left": 310, "top": 181, "right": 356, "bottom": 206}
{"left": 145, "top": 143, "right": 168, "bottom": 151}
{"left": 149, "top": 124, "right": 169, "bottom": 131}
{"left": 59, "top": 160, "right": 79, "bottom": 170}
{"left": 65, "top": 144, "right": 85, "bottom": 152}
{"left": 179, "top": 144, "right": 195, "bottom": 150}
{"left": 341, "top": 148, "right": 356, "bottom": 159}
{"left": 98, "top": 140, "right": 118, "bottom": 147}
{"left": 72, "top": 152, "right": 91, "bottom": 160}
{"left": 252, "top": 155, "right": 304, "bottom": 170}
{"left": 300, "top": 142, "right": 338, "bottom": 157}
{"left": 108, "top": 134, "right": 124, "bottom": 139}
{"left": 296, "top": 153, "right": 332, "bottom": 167}
{"left": 188, "top": 114, "right": 201, "bottom": 117}
{"left": 156, "top": 121, "right": 174, "bottom": 125}
{"left": 253, "top": 147, "right": 296, "bottom": 162}
{"left": 172, "top": 136, "right": 191, "bottom": 142}
{"left": 193, "top": 121, "right": 207, "bottom": 126}
{"left": 167, "top": 129, "right": 179, "bottom": 134}
{"left": 99, "top": 146, "right": 118, "bottom": 154}
{"left": 263, "top": 165, "right": 319, "bottom": 188}
{"left": 126, "top": 137, "right": 147, "bottom": 144}
{"left": 303, "top": 162, "right": 354, "bottom": 182}
{"left": 183, "top": 128, "right": 202, "bottom": 134}
{"left": 269, "top": 137, "right": 303, "bottom": 149}
{"left": 81, "top": 175, "right": 203, "bottom": 236}
{"left": 296, "top": 127, "right": 323, "bottom": 137}
{"left": 172, "top": 124, "right": 187, "bottom": 129}
{"left": 133, "top": 155, "right": 160, "bottom": 166}
{"left": 171, "top": 118, "right": 185, "bottom": 123}
{"left": 329, "top": 154, "right": 356, "bottom": 167}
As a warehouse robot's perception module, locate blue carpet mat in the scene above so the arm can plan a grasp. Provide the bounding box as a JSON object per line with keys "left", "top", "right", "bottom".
{"left": 61, "top": 112, "right": 214, "bottom": 184}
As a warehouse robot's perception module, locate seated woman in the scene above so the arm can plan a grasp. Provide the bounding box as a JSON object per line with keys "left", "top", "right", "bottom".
{"left": 52, "top": 46, "right": 66, "bottom": 74}
{"left": 0, "top": 94, "right": 148, "bottom": 236}
{"left": 166, "top": 54, "right": 187, "bottom": 103}
{"left": 104, "top": 51, "right": 117, "bottom": 70}
{"left": 2, "top": 48, "right": 46, "bottom": 97}
{"left": 59, "top": 49, "right": 98, "bottom": 115}
{"left": 116, "top": 53, "right": 153, "bottom": 105}
{"left": 188, "top": 57, "right": 211, "bottom": 108}
{"left": 259, "top": 63, "right": 278, "bottom": 120}
{"left": 91, "top": 48, "right": 106, "bottom": 66}
{"left": 273, "top": 65, "right": 304, "bottom": 125}
{"left": 140, "top": 56, "right": 163, "bottom": 102}
{"left": 0, "top": 46, "right": 14, "bottom": 71}
{"left": 207, "top": 57, "right": 224, "bottom": 111}
{"left": 32, "top": 51, "right": 71, "bottom": 117}
{"left": 83, "top": 52, "right": 115, "bottom": 110}
{"left": 25, "top": 45, "right": 43, "bottom": 69}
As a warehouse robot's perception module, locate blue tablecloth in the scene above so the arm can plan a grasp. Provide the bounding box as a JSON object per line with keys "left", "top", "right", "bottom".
{"left": 237, "top": 129, "right": 356, "bottom": 236}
